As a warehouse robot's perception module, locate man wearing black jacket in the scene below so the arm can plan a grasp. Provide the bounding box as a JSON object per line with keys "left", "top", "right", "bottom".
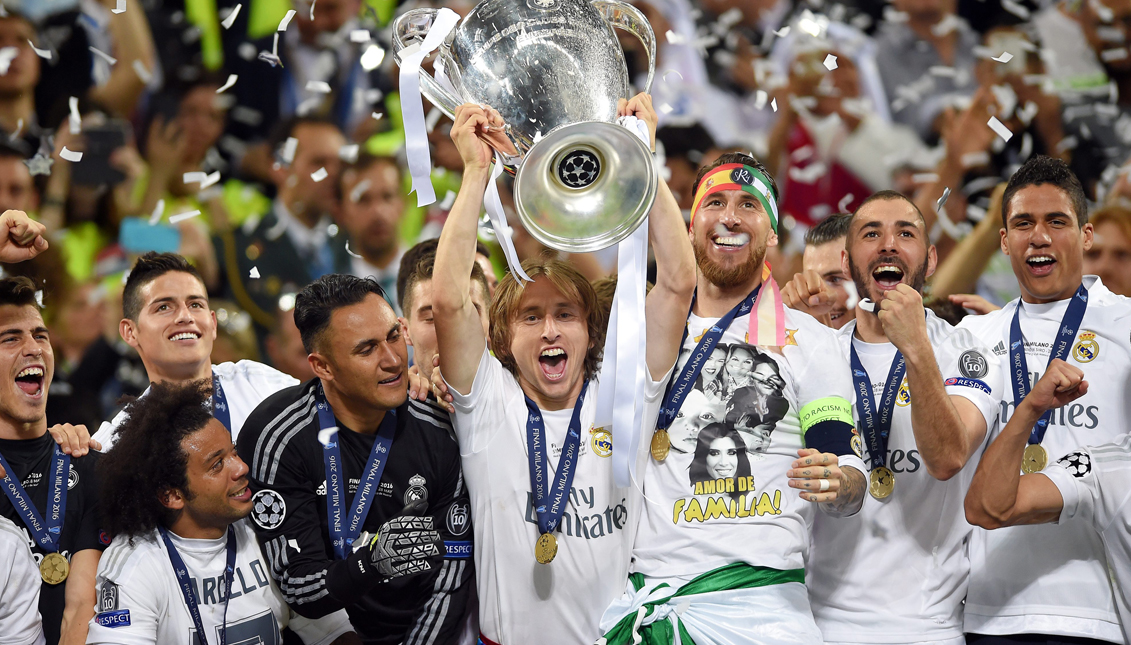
{"left": 238, "top": 274, "right": 472, "bottom": 645}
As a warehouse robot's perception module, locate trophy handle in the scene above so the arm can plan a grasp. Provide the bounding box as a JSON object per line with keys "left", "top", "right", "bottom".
{"left": 591, "top": 0, "right": 657, "bottom": 94}
{"left": 392, "top": 8, "right": 464, "bottom": 119}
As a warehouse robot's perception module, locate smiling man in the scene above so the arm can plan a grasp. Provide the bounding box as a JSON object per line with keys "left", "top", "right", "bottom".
{"left": 786, "top": 191, "right": 1004, "bottom": 645}
{"left": 959, "top": 156, "right": 1131, "bottom": 645}
{"left": 237, "top": 274, "right": 471, "bottom": 645}
{"left": 801, "top": 213, "right": 856, "bottom": 329}
{"left": 92, "top": 253, "right": 299, "bottom": 451}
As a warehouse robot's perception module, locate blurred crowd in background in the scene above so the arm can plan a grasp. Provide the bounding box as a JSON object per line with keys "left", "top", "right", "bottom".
{"left": 1, "top": 0, "right": 1130, "bottom": 433}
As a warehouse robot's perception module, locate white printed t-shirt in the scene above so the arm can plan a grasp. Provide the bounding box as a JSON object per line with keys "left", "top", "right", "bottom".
{"left": 809, "top": 310, "right": 1003, "bottom": 644}
{"left": 0, "top": 516, "right": 45, "bottom": 645}
{"left": 86, "top": 519, "right": 351, "bottom": 645}
{"left": 632, "top": 307, "right": 863, "bottom": 579}
{"left": 1044, "top": 434, "right": 1131, "bottom": 644}
{"left": 446, "top": 348, "right": 667, "bottom": 645}
{"left": 957, "top": 276, "right": 1131, "bottom": 641}
{"left": 93, "top": 361, "right": 298, "bottom": 451}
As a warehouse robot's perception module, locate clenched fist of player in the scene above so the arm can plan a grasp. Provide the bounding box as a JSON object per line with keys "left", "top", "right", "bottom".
{"left": 876, "top": 284, "right": 929, "bottom": 354}
{"left": 781, "top": 270, "right": 837, "bottom": 325}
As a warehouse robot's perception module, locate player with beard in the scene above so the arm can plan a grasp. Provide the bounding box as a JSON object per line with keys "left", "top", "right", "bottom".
{"left": 959, "top": 156, "right": 1131, "bottom": 644}
{"left": 601, "top": 153, "right": 865, "bottom": 645}
{"left": 431, "top": 95, "right": 695, "bottom": 645}
{"left": 784, "top": 191, "right": 1004, "bottom": 645}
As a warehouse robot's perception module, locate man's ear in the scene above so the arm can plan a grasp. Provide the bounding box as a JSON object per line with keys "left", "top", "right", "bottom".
{"left": 120, "top": 318, "right": 139, "bottom": 350}
{"left": 309, "top": 351, "right": 333, "bottom": 381}
{"left": 400, "top": 317, "right": 413, "bottom": 348}
{"left": 159, "top": 487, "right": 186, "bottom": 512}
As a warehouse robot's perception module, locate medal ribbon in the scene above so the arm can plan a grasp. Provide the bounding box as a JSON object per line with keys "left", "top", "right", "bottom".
{"left": 657, "top": 285, "right": 761, "bottom": 430}
{"left": 160, "top": 525, "right": 236, "bottom": 645}
{"left": 316, "top": 384, "right": 397, "bottom": 560}
{"left": 211, "top": 373, "right": 232, "bottom": 433}
{"left": 0, "top": 443, "right": 70, "bottom": 553}
{"left": 526, "top": 381, "right": 590, "bottom": 537}
{"left": 849, "top": 342, "right": 906, "bottom": 470}
{"left": 1009, "top": 283, "right": 1088, "bottom": 445}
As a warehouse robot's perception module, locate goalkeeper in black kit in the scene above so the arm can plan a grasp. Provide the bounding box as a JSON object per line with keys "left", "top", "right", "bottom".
{"left": 237, "top": 274, "right": 473, "bottom": 645}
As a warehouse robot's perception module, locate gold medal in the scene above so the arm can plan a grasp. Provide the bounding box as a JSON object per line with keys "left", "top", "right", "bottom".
{"left": 1022, "top": 444, "right": 1049, "bottom": 475}
{"left": 868, "top": 466, "right": 895, "bottom": 499}
{"left": 535, "top": 533, "right": 558, "bottom": 564}
{"left": 650, "top": 430, "right": 671, "bottom": 462}
{"left": 39, "top": 552, "right": 69, "bottom": 585}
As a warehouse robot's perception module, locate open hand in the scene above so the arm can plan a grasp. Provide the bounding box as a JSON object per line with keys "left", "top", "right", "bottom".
{"left": 787, "top": 449, "right": 847, "bottom": 503}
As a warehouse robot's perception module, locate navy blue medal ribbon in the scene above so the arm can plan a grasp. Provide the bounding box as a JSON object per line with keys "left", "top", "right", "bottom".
{"left": 160, "top": 525, "right": 237, "bottom": 645}
{"left": 657, "top": 285, "right": 761, "bottom": 429}
{"left": 0, "top": 443, "right": 70, "bottom": 552}
{"left": 526, "top": 381, "right": 590, "bottom": 539}
{"left": 1009, "top": 283, "right": 1088, "bottom": 445}
{"left": 316, "top": 384, "right": 397, "bottom": 560}
{"left": 211, "top": 373, "right": 232, "bottom": 433}
{"left": 849, "top": 342, "right": 906, "bottom": 470}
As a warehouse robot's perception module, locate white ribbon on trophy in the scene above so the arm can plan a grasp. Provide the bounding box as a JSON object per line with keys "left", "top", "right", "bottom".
{"left": 399, "top": 7, "right": 460, "bottom": 207}
{"left": 483, "top": 160, "right": 534, "bottom": 283}
{"left": 594, "top": 116, "right": 652, "bottom": 488}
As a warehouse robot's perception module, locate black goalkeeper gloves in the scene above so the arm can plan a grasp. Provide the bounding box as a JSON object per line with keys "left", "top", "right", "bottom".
{"left": 354, "top": 500, "right": 444, "bottom": 583}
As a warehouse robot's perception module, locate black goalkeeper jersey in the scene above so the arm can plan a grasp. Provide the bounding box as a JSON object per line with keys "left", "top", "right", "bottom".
{"left": 236, "top": 380, "right": 473, "bottom": 645}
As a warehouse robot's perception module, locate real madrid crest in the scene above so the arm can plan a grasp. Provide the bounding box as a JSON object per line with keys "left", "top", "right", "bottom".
{"left": 1072, "top": 330, "right": 1099, "bottom": 363}
{"left": 404, "top": 474, "right": 429, "bottom": 505}
{"left": 591, "top": 427, "right": 613, "bottom": 458}
{"left": 895, "top": 378, "right": 911, "bottom": 407}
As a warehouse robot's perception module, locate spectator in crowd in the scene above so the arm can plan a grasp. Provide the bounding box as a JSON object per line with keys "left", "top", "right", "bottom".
{"left": 0, "top": 10, "right": 47, "bottom": 152}
{"left": 800, "top": 212, "right": 855, "bottom": 329}
{"left": 1083, "top": 205, "right": 1131, "bottom": 296}
{"left": 0, "top": 143, "right": 38, "bottom": 213}
{"left": 341, "top": 153, "right": 407, "bottom": 309}
{"left": 265, "top": 300, "right": 317, "bottom": 382}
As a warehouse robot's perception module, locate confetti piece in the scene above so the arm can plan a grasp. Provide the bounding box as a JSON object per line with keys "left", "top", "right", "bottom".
{"left": 169, "top": 210, "right": 202, "bottom": 224}
{"left": 68, "top": 97, "right": 81, "bottom": 134}
{"left": 183, "top": 171, "right": 208, "bottom": 184}
{"left": 282, "top": 137, "right": 298, "bottom": 163}
{"left": 311, "top": 167, "right": 328, "bottom": 182}
{"left": 249, "top": 266, "right": 261, "bottom": 279}
{"left": 859, "top": 298, "right": 876, "bottom": 313}
{"left": 149, "top": 199, "right": 165, "bottom": 224}
{"left": 221, "top": 4, "right": 241, "bottom": 29}
{"left": 360, "top": 44, "right": 384, "bottom": 71}
{"left": 823, "top": 54, "right": 838, "bottom": 71}
{"left": 110, "top": 0, "right": 127, "bottom": 12}
{"left": 200, "top": 171, "right": 221, "bottom": 189}
{"left": 132, "top": 59, "right": 152, "bottom": 83}
{"left": 309, "top": 0, "right": 317, "bottom": 19}
{"left": 345, "top": 240, "right": 363, "bottom": 258}
{"left": 936, "top": 186, "right": 951, "bottom": 211}
{"left": 438, "top": 190, "right": 457, "bottom": 210}
{"left": 772, "top": 26, "right": 790, "bottom": 37}
{"left": 1001, "top": 0, "right": 1030, "bottom": 18}
{"left": 992, "top": 52, "right": 1014, "bottom": 63}
{"left": 89, "top": 46, "right": 117, "bottom": 66}
{"left": 60, "top": 147, "right": 83, "bottom": 162}
{"left": 754, "top": 90, "right": 767, "bottom": 110}
{"left": 216, "top": 74, "right": 237, "bottom": 93}
{"left": 23, "top": 153, "right": 52, "bottom": 176}
{"left": 1101, "top": 48, "right": 1128, "bottom": 62}
{"left": 258, "top": 33, "right": 282, "bottom": 67}
{"left": 771, "top": 98, "right": 778, "bottom": 112}
{"left": 665, "top": 29, "right": 685, "bottom": 44}
{"left": 663, "top": 69, "right": 683, "bottom": 83}
{"left": 8, "top": 117, "right": 21, "bottom": 139}
{"left": 0, "top": 47, "right": 17, "bottom": 75}
{"left": 837, "top": 193, "right": 854, "bottom": 212}
{"left": 371, "top": 111, "right": 384, "bottom": 120}
{"left": 306, "top": 80, "right": 332, "bottom": 94}
{"left": 278, "top": 10, "right": 296, "bottom": 31}
{"left": 912, "top": 172, "right": 940, "bottom": 183}
{"left": 659, "top": 103, "right": 673, "bottom": 114}
{"left": 287, "top": 538, "right": 301, "bottom": 552}
{"left": 350, "top": 29, "right": 370, "bottom": 42}
{"left": 987, "top": 116, "right": 1013, "bottom": 142}
{"left": 29, "top": 41, "right": 51, "bottom": 60}
{"left": 338, "top": 143, "right": 359, "bottom": 163}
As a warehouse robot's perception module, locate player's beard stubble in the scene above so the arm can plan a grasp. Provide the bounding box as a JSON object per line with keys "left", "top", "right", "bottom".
{"left": 693, "top": 234, "right": 768, "bottom": 290}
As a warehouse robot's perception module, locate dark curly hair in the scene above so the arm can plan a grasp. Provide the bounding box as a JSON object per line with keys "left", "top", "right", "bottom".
{"left": 0, "top": 276, "right": 40, "bottom": 308}
{"left": 97, "top": 379, "right": 214, "bottom": 540}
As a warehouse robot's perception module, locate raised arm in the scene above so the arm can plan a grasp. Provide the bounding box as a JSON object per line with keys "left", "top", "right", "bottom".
{"left": 965, "top": 360, "right": 1085, "bottom": 528}
{"left": 618, "top": 94, "right": 697, "bottom": 380}
{"left": 433, "top": 105, "right": 508, "bottom": 394}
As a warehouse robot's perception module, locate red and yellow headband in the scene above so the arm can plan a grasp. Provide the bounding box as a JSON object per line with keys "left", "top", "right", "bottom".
{"left": 689, "top": 163, "right": 779, "bottom": 233}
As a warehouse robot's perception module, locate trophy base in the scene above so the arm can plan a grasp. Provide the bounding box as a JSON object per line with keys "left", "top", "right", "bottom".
{"left": 514, "top": 121, "right": 657, "bottom": 253}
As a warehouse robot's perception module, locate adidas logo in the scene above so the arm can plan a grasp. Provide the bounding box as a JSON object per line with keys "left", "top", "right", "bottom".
{"left": 993, "top": 341, "right": 1006, "bottom": 356}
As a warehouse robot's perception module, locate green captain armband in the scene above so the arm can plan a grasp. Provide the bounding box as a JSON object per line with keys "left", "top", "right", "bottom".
{"left": 799, "top": 396, "right": 854, "bottom": 452}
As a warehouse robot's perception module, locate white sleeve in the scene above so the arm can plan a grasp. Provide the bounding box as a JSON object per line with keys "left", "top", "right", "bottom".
{"left": 444, "top": 347, "right": 516, "bottom": 454}
{"left": 286, "top": 609, "right": 353, "bottom": 645}
{"left": 1044, "top": 447, "right": 1106, "bottom": 529}
{"left": 86, "top": 571, "right": 162, "bottom": 644}
{"left": 0, "top": 528, "right": 45, "bottom": 645}
{"left": 940, "top": 337, "right": 1004, "bottom": 434}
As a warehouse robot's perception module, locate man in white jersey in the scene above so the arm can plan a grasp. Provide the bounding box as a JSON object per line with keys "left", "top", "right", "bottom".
{"left": 783, "top": 191, "right": 1004, "bottom": 644}
{"left": 965, "top": 360, "right": 1131, "bottom": 642}
{"left": 601, "top": 152, "right": 867, "bottom": 644}
{"left": 0, "top": 514, "right": 46, "bottom": 645}
{"left": 431, "top": 95, "right": 695, "bottom": 645}
{"left": 86, "top": 379, "right": 404, "bottom": 643}
{"left": 92, "top": 253, "right": 298, "bottom": 451}
{"left": 959, "top": 155, "right": 1131, "bottom": 644}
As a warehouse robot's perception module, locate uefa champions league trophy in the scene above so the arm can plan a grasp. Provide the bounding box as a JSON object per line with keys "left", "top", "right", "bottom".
{"left": 393, "top": 0, "right": 658, "bottom": 252}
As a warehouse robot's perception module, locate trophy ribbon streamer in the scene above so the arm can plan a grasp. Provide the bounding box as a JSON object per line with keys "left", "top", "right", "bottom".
{"left": 483, "top": 158, "right": 533, "bottom": 283}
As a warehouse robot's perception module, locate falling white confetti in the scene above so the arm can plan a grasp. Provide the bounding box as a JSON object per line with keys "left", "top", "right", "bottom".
{"left": 221, "top": 4, "right": 241, "bottom": 29}
{"left": 859, "top": 298, "right": 876, "bottom": 313}
{"left": 1101, "top": 48, "right": 1128, "bottom": 62}
{"left": 345, "top": 241, "right": 363, "bottom": 258}
{"left": 771, "top": 98, "right": 778, "bottom": 112}
{"left": 823, "top": 54, "right": 838, "bottom": 71}
{"left": 936, "top": 186, "right": 951, "bottom": 211}
{"left": 200, "top": 171, "right": 221, "bottom": 189}
{"left": 844, "top": 281, "right": 859, "bottom": 310}
{"left": 665, "top": 30, "right": 686, "bottom": 44}
{"left": 987, "top": 116, "right": 1013, "bottom": 142}
{"left": 0, "top": 47, "right": 18, "bottom": 75}
{"left": 112, "top": 0, "right": 126, "bottom": 13}
{"left": 306, "top": 80, "right": 332, "bottom": 94}
{"left": 169, "top": 210, "right": 202, "bottom": 224}
{"left": 438, "top": 190, "right": 457, "bottom": 210}
{"left": 317, "top": 427, "right": 338, "bottom": 446}
{"left": 278, "top": 10, "right": 296, "bottom": 31}
{"left": 9, "top": 117, "right": 22, "bottom": 139}
{"left": 282, "top": 136, "right": 298, "bottom": 164}
{"left": 183, "top": 171, "right": 207, "bottom": 184}
{"left": 89, "top": 46, "right": 117, "bottom": 66}
{"left": 338, "top": 143, "right": 359, "bottom": 163}
{"left": 287, "top": 538, "right": 301, "bottom": 552}
{"left": 371, "top": 112, "right": 384, "bottom": 120}
{"left": 663, "top": 69, "right": 683, "bottom": 83}
{"left": 132, "top": 60, "right": 152, "bottom": 83}
{"left": 360, "top": 44, "right": 385, "bottom": 71}
{"left": 837, "top": 193, "right": 854, "bottom": 212}
{"left": 28, "top": 41, "right": 52, "bottom": 60}
{"left": 350, "top": 29, "right": 371, "bottom": 43}
{"left": 216, "top": 74, "right": 237, "bottom": 93}
{"left": 249, "top": 266, "right": 261, "bottom": 279}
{"left": 68, "top": 97, "right": 81, "bottom": 134}
{"left": 754, "top": 90, "right": 767, "bottom": 110}
{"left": 259, "top": 33, "right": 281, "bottom": 66}
{"left": 349, "top": 178, "right": 370, "bottom": 203}
{"left": 772, "top": 26, "right": 791, "bottom": 37}
{"left": 660, "top": 103, "right": 673, "bottom": 114}
{"left": 149, "top": 199, "right": 165, "bottom": 224}
{"left": 912, "top": 172, "right": 940, "bottom": 183}
{"left": 60, "top": 147, "right": 83, "bottom": 162}
{"left": 310, "top": 167, "right": 328, "bottom": 182}
{"left": 309, "top": 0, "right": 317, "bottom": 19}
{"left": 991, "top": 52, "right": 1014, "bottom": 63}
{"left": 23, "top": 153, "right": 52, "bottom": 176}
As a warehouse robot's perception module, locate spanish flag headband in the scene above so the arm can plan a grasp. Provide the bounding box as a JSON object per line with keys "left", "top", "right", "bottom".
{"left": 689, "top": 163, "right": 779, "bottom": 233}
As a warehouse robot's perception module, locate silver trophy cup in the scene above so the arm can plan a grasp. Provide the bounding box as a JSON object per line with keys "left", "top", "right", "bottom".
{"left": 393, "top": 0, "right": 657, "bottom": 252}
